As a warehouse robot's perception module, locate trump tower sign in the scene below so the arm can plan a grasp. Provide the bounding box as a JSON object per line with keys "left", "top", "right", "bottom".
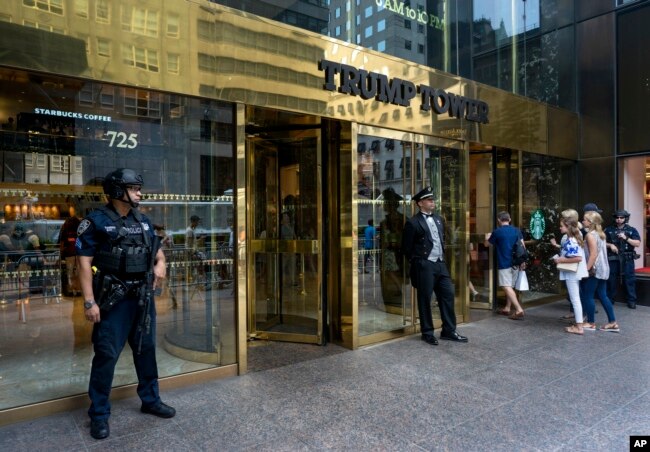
{"left": 318, "top": 60, "right": 490, "bottom": 124}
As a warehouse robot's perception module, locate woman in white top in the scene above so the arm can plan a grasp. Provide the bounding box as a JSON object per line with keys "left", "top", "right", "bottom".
{"left": 550, "top": 209, "right": 579, "bottom": 321}
{"left": 553, "top": 217, "right": 588, "bottom": 334}
{"left": 582, "top": 211, "right": 619, "bottom": 332}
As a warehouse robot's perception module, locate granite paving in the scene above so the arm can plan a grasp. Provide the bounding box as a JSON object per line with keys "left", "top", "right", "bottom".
{"left": 1, "top": 300, "right": 648, "bottom": 451}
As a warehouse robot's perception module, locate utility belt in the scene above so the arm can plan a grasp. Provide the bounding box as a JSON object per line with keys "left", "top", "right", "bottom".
{"left": 92, "top": 268, "right": 145, "bottom": 312}
{"left": 608, "top": 251, "right": 641, "bottom": 261}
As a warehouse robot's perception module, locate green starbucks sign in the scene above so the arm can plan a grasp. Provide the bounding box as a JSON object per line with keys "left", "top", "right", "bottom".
{"left": 529, "top": 209, "right": 545, "bottom": 240}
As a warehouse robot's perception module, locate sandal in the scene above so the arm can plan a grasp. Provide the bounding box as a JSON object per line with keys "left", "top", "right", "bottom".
{"left": 565, "top": 325, "right": 584, "bottom": 335}
{"left": 508, "top": 311, "right": 525, "bottom": 320}
{"left": 559, "top": 313, "right": 574, "bottom": 321}
{"left": 582, "top": 323, "right": 596, "bottom": 331}
{"left": 599, "top": 323, "right": 620, "bottom": 333}
{"left": 498, "top": 309, "right": 510, "bottom": 316}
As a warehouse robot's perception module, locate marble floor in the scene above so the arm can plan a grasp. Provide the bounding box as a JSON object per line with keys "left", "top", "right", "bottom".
{"left": 1, "top": 299, "right": 648, "bottom": 451}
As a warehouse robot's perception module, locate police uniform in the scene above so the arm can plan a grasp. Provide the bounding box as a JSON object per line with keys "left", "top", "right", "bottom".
{"left": 78, "top": 168, "right": 173, "bottom": 440}
{"left": 77, "top": 204, "right": 161, "bottom": 423}
{"left": 604, "top": 211, "right": 640, "bottom": 308}
{"left": 401, "top": 187, "right": 467, "bottom": 345}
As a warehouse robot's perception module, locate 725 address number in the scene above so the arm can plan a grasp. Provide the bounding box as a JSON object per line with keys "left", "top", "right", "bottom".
{"left": 106, "top": 131, "right": 138, "bottom": 149}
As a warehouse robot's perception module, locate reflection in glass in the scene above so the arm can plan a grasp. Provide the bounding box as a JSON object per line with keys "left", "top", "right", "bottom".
{"left": 520, "top": 153, "right": 576, "bottom": 301}
{"left": 356, "top": 135, "right": 408, "bottom": 336}
{"left": 469, "top": 151, "right": 493, "bottom": 308}
{"left": 429, "top": 145, "right": 467, "bottom": 321}
{"left": 0, "top": 67, "right": 236, "bottom": 411}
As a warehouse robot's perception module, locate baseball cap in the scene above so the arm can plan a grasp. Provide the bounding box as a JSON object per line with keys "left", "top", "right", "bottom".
{"left": 582, "top": 203, "right": 602, "bottom": 214}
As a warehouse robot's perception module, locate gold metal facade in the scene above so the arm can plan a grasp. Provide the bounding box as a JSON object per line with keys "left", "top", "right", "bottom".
{"left": 0, "top": 1, "right": 576, "bottom": 155}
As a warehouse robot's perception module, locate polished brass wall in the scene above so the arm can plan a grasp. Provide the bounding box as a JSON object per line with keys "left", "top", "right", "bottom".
{"left": 0, "top": 0, "right": 577, "bottom": 158}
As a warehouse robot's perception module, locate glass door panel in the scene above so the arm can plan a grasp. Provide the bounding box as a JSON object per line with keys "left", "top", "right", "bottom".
{"left": 356, "top": 134, "right": 411, "bottom": 337}
{"left": 247, "top": 109, "right": 322, "bottom": 344}
{"left": 469, "top": 151, "right": 494, "bottom": 309}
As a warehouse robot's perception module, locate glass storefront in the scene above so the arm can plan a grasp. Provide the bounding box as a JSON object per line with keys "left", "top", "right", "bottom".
{"left": 0, "top": 67, "right": 237, "bottom": 411}
{"left": 469, "top": 146, "right": 578, "bottom": 311}
{"left": 520, "top": 152, "right": 577, "bottom": 301}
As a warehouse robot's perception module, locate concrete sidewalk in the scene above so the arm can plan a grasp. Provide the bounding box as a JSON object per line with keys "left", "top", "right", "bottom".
{"left": 1, "top": 300, "right": 649, "bottom": 451}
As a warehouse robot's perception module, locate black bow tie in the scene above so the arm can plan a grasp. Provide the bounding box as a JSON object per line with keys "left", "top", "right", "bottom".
{"left": 421, "top": 212, "right": 433, "bottom": 219}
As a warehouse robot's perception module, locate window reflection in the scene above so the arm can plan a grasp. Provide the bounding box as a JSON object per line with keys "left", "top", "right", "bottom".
{"left": 357, "top": 135, "right": 407, "bottom": 336}
{"left": 0, "top": 67, "right": 236, "bottom": 411}
{"left": 518, "top": 152, "right": 576, "bottom": 301}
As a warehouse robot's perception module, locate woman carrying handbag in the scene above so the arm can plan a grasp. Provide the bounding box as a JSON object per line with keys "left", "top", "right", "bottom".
{"left": 552, "top": 217, "right": 588, "bottom": 335}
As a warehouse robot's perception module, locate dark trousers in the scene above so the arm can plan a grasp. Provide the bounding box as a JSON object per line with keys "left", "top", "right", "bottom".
{"left": 413, "top": 259, "right": 456, "bottom": 336}
{"left": 88, "top": 295, "right": 160, "bottom": 421}
{"left": 607, "top": 259, "right": 637, "bottom": 305}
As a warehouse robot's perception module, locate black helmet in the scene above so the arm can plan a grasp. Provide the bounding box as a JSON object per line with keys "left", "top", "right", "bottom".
{"left": 102, "top": 168, "right": 143, "bottom": 199}
{"left": 613, "top": 209, "right": 630, "bottom": 219}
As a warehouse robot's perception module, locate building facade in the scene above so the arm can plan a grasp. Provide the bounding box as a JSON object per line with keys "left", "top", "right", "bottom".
{"left": 0, "top": 0, "right": 647, "bottom": 424}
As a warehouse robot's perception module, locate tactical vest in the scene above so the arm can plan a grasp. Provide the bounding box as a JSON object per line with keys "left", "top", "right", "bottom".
{"left": 92, "top": 206, "right": 152, "bottom": 276}
{"left": 606, "top": 225, "right": 636, "bottom": 256}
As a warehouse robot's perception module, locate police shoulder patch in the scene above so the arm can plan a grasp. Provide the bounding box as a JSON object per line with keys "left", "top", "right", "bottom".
{"left": 77, "top": 219, "right": 92, "bottom": 236}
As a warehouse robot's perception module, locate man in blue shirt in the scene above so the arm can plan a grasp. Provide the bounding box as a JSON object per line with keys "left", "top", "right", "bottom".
{"left": 363, "top": 219, "right": 376, "bottom": 272}
{"left": 486, "top": 211, "right": 526, "bottom": 320}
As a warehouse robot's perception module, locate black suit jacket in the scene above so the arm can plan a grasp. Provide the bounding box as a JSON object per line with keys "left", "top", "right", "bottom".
{"left": 401, "top": 212, "right": 448, "bottom": 287}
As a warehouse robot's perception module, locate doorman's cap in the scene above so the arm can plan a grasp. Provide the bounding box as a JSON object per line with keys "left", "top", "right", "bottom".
{"left": 413, "top": 186, "right": 434, "bottom": 202}
{"left": 583, "top": 203, "right": 602, "bottom": 213}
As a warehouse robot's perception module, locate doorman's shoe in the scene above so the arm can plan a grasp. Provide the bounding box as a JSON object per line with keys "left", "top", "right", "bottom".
{"left": 440, "top": 331, "right": 469, "bottom": 342}
{"left": 421, "top": 335, "right": 439, "bottom": 346}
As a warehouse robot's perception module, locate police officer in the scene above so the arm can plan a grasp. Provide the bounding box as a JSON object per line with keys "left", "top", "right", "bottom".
{"left": 77, "top": 169, "right": 174, "bottom": 440}
{"left": 401, "top": 186, "right": 468, "bottom": 345}
{"left": 604, "top": 209, "right": 640, "bottom": 309}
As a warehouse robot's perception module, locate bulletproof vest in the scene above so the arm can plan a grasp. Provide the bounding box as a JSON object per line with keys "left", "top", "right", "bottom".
{"left": 607, "top": 225, "right": 634, "bottom": 254}
{"left": 92, "top": 207, "right": 151, "bottom": 275}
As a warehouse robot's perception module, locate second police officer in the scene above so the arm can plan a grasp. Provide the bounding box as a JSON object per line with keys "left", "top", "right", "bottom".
{"left": 604, "top": 209, "right": 641, "bottom": 309}
{"left": 77, "top": 168, "right": 175, "bottom": 440}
